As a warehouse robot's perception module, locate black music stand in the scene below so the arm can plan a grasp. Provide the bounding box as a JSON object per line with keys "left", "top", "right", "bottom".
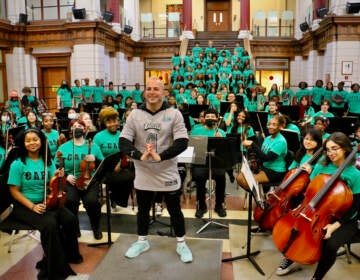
{"left": 196, "top": 137, "right": 234, "bottom": 234}
{"left": 248, "top": 111, "right": 269, "bottom": 135}
{"left": 188, "top": 104, "right": 209, "bottom": 118}
{"left": 222, "top": 157, "right": 265, "bottom": 276}
{"left": 281, "top": 129, "right": 300, "bottom": 153}
{"left": 87, "top": 152, "right": 122, "bottom": 247}
{"left": 326, "top": 116, "right": 358, "bottom": 135}
{"left": 280, "top": 105, "right": 300, "bottom": 122}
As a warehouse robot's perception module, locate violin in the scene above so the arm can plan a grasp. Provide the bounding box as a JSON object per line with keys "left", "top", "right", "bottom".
{"left": 253, "top": 148, "right": 323, "bottom": 230}
{"left": 76, "top": 139, "right": 95, "bottom": 190}
{"left": 46, "top": 151, "right": 67, "bottom": 209}
{"left": 272, "top": 147, "right": 356, "bottom": 264}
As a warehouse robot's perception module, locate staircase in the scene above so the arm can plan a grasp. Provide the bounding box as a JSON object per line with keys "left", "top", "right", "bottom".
{"left": 187, "top": 31, "right": 244, "bottom": 54}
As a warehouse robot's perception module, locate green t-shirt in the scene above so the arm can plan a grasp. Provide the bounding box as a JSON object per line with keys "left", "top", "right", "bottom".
{"left": 262, "top": 133, "right": 287, "bottom": 172}
{"left": 56, "top": 140, "right": 104, "bottom": 178}
{"left": 331, "top": 90, "right": 348, "bottom": 108}
{"left": 288, "top": 153, "right": 312, "bottom": 170}
{"left": 93, "top": 129, "right": 121, "bottom": 157}
{"left": 296, "top": 88, "right": 311, "bottom": 102}
{"left": 93, "top": 86, "right": 105, "bottom": 103}
{"left": 345, "top": 92, "right": 360, "bottom": 114}
{"left": 311, "top": 162, "right": 360, "bottom": 194}
{"left": 311, "top": 86, "right": 326, "bottom": 105}
{"left": 9, "top": 100, "right": 22, "bottom": 119}
{"left": 0, "top": 146, "right": 5, "bottom": 170}
{"left": 132, "top": 89, "right": 143, "bottom": 103}
{"left": 82, "top": 85, "right": 94, "bottom": 101}
{"left": 42, "top": 129, "right": 59, "bottom": 158}
{"left": 57, "top": 88, "right": 73, "bottom": 108}
{"left": 190, "top": 126, "right": 226, "bottom": 137}
{"left": 105, "top": 89, "right": 117, "bottom": 99}
{"left": 8, "top": 157, "right": 56, "bottom": 203}
{"left": 72, "top": 86, "right": 83, "bottom": 103}
{"left": 280, "top": 89, "right": 295, "bottom": 105}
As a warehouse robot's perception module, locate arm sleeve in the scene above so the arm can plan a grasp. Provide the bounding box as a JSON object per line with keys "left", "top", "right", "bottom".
{"left": 119, "top": 137, "right": 142, "bottom": 160}
{"left": 251, "top": 142, "right": 279, "bottom": 161}
{"left": 159, "top": 138, "right": 188, "bottom": 161}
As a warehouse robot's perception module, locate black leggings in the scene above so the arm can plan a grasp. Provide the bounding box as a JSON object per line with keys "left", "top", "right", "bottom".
{"left": 313, "top": 221, "right": 358, "bottom": 279}
{"left": 136, "top": 189, "right": 185, "bottom": 237}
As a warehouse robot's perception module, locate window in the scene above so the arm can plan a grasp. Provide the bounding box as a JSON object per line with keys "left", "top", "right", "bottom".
{"left": 26, "top": 0, "right": 74, "bottom": 21}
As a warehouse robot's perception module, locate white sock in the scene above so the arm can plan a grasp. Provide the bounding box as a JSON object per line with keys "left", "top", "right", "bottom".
{"left": 176, "top": 236, "right": 185, "bottom": 243}
{"left": 138, "top": 235, "right": 148, "bottom": 242}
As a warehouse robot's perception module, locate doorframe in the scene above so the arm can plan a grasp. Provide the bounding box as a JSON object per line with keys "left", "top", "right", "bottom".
{"left": 34, "top": 53, "right": 71, "bottom": 99}
{"left": 204, "top": 0, "right": 232, "bottom": 31}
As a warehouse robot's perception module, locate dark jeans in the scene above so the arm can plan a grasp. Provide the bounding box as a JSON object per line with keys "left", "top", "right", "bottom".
{"left": 65, "top": 182, "right": 101, "bottom": 230}
{"left": 191, "top": 166, "right": 226, "bottom": 209}
{"left": 12, "top": 202, "right": 78, "bottom": 279}
{"left": 313, "top": 221, "right": 359, "bottom": 279}
{"left": 136, "top": 189, "right": 185, "bottom": 237}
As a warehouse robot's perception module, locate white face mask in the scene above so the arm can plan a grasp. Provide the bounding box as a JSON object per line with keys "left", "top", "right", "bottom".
{"left": 68, "top": 113, "right": 78, "bottom": 120}
{"left": 1, "top": 116, "right": 10, "bottom": 122}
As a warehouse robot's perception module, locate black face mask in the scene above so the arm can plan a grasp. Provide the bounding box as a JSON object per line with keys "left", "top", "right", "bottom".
{"left": 73, "top": 128, "right": 84, "bottom": 138}
{"left": 205, "top": 119, "right": 216, "bottom": 128}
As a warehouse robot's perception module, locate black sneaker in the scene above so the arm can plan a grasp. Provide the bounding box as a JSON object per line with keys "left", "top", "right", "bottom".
{"left": 195, "top": 208, "right": 207, "bottom": 218}
{"left": 229, "top": 174, "right": 235, "bottom": 183}
{"left": 276, "top": 258, "right": 300, "bottom": 276}
{"left": 250, "top": 226, "right": 270, "bottom": 235}
{"left": 93, "top": 228, "right": 103, "bottom": 240}
{"left": 214, "top": 206, "right": 227, "bottom": 217}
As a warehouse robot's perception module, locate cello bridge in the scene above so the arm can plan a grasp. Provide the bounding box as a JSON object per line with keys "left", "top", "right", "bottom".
{"left": 300, "top": 212, "right": 312, "bottom": 222}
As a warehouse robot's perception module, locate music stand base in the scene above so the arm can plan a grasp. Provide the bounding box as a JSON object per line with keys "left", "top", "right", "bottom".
{"left": 196, "top": 219, "right": 228, "bottom": 234}
{"left": 222, "top": 250, "right": 265, "bottom": 275}
{"left": 88, "top": 240, "right": 113, "bottom": 247}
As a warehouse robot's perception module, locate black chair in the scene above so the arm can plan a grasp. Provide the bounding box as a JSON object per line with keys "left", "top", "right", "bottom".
{"left": 0, "top": 205, "right": 39, "bottom": 253}
{"left": 337, "top": 222, "right": 360, "bottom": 264}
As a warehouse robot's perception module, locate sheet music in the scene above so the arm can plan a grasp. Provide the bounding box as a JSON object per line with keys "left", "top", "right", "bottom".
{"left": 177, "top": 146, "right": 194, "bottom": 163}
{"left": 241, "top": 158, "right": 264, "bottom": 208}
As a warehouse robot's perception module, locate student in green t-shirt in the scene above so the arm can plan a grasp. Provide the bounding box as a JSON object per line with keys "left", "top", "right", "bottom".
{"left": 7, "top": 129, "right": 81, "bottom": 279}
{"left": 190, "top": 108, "right": 227, "bottom": 218}
{"left": 57, "top": 119, "right": 104, "bottom": 240}
{"left": 237, "top": 115, "right": 288, "bottom": 193}
{"left": 94, "top": 107, "right": 134, "bottom": 208}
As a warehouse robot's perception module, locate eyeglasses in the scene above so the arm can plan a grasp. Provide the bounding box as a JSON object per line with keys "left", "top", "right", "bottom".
{"left": 326, "top": 147, "right": 342, "bottom": 154}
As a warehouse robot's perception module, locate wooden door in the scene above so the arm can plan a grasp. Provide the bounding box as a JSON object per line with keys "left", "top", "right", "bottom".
{"left": 42, "top": 67, "right": 67, "bottom": 112}
{"left": 35, "top": 53, "right": 71, "bottom": 112}
{"left": 206, "top": 0, "right": 231, "bottom": 31}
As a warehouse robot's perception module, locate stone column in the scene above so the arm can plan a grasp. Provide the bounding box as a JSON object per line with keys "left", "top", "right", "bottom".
{"left": 238, "top": 0, "right": 250, "bottom": 38}
{"left": 124, "top": 0, "right": 140, "bottom": 40}
{"left": 329, "top": 0, "right": 348, "bottom": 16}
{"left": 7, "top": 0, "right": 25, "bottom": 25}
{"left": 181, "top": 0, "right": 194, "bottom": 39}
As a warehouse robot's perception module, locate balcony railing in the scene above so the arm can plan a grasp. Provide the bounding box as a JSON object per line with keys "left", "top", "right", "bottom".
{"left": 252, "top": 18, "right": 295, "bottom": 37}
{"left": 141, "top": 20, "right": 181, "bottom": 39}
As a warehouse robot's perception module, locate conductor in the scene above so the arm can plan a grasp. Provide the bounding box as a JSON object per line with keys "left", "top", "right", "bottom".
{"left": 119, "top": 77, "right": 193, "bottom": 263}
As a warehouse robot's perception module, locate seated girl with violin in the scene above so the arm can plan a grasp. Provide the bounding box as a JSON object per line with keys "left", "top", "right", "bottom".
{"left": 56, "top": 119, "right": 104, "bottom": 240}
{"left": 7, "top": 129, "right": 82, "bottom": 280}
{"left": 41, "top": 113, "right": 60, "bottom": 159}
{"left": 236, "top": 115, "right": 288, "bottom": 194}
{"left": 93, "top": 107, "right": 134, "bottom": 208}
{"left": 274, "top": 132, "right": 360, "bottom": 279}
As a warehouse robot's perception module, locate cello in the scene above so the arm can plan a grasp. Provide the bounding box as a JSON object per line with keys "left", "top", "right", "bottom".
{"left": 46, "top": 151, "right": 67, "bottom": 209}
{"left": 272, "top": 147, "right": 357, "bottom": 264}
{"left": 253, "top": 147, "right": 323, "bottom": 230}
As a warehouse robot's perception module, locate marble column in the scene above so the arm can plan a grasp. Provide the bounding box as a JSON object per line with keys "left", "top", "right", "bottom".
{"left": 181, "top": 0, "right": 194, "bottom": 39}
{"left": 239, "top": 0, "right": 250, "bottom": 38}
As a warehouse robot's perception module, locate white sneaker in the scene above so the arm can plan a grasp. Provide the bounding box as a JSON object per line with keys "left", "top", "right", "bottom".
{"left": 155, "top": 203, "right": 163, "bottom": 216}
{"left": 276, "top": 258, "right": 300, "bottom": 276}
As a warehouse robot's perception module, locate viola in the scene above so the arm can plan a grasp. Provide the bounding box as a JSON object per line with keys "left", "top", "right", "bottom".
{"left": 46, "top": 151, "right": 67, "bottom": 209}
{"left": 272, "top": 148, "right": 356, "bottom": 264}
{"left": 76, "top": 139, "right": 95, "bottom": 190}
{"left": 253, "top": 148, "right": 323, "bottom": 230}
